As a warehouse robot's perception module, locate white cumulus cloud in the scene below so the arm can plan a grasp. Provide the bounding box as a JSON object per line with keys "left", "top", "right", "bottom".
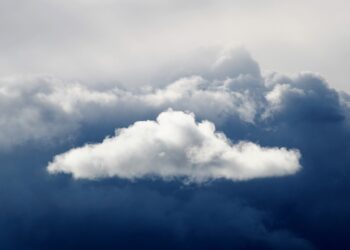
{"left": 47, "top": 110, "right": 301, "bottom": 183}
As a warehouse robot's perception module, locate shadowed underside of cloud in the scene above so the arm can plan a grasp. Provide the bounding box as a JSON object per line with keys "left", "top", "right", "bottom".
{"left": 47, "top": 110, "right": 301, "bottom": 182}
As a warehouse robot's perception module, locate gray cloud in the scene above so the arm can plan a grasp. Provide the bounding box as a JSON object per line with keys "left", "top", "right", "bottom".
{"left": 0, "top": 48, "right": 344, "bottom": 153}
{"left": 0, "top": 49, "right": 261, "bottom": 149}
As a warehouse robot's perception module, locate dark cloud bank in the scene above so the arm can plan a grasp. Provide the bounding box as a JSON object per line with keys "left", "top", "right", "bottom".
{"left": 1, "top": 49, "right": 350, "bottom": 249}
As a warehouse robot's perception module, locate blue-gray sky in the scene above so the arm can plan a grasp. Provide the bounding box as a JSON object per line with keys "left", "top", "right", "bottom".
{"left": 1, "top": 1, "right": 350, "bottom": 250}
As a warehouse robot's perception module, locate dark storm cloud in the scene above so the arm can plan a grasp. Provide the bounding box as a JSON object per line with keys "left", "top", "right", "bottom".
{"left": 0, "top": 49, "right": 350, "bottom": 249}
{"left": 0, "top": 148, "right": 312, "bottom": 250}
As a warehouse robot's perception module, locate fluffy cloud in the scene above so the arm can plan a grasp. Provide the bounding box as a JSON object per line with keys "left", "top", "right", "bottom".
{"left": 1, "top": 49, "right": 344, "bottom": 153}
{"left": 47, "top": 110, "right": 301, "bottom": 183}
{"left": 0, "top": 75, "right": 254, "bottom": 149}
{"left": 0, "top": 49, "right": 262, "bottom": 149}
{"left": 0, "top": 76, "right": 78, "bottom": 150}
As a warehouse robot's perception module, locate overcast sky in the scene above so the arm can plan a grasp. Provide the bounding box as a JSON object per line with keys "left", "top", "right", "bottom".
{"left": 1, "top": 0, "right": 349, "bottom": 90}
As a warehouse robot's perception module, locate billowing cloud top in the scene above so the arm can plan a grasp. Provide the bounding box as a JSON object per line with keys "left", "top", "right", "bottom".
{"left": 47, "top": 110, "right": 301, "bottom": 183}
{"left": 0, "top": 49, "right": 260, "bottom": 149}
{"left": 0, "top": 49, "right": 340, "bottom": 156}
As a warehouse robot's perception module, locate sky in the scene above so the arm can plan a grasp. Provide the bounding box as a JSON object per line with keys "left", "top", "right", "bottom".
{"left": 1, "top": 1, "right": 350, "bottom": 249}
{"left": 1, "top": 0, "right": 350, "bottom": 90}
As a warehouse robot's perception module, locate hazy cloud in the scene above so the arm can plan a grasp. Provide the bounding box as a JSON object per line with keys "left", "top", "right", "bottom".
{"left": 1, "top": 0, "right": 349, "bottom": 90}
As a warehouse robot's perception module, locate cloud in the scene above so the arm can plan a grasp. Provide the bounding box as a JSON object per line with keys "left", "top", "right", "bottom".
{"left": 262, "top": 72, "right": 345, "bottom": 123}
{"left": 0, "top": 75, "right": 254, "bottom": 149}
{"left": 0, "top": 76, "right": 78, "bottom": 150}
{"left": 47, "top": 110, "right": 301, "bottom": 183}
{"left": 0, "top": 49, "right": 262, "bottom": 149}
{"left": 1, "top": 47, "right": 349, "bottom": 249}
{"left": 1, "top": 0, "right": 350, "bottom": 248}
{"left": 0, "top": 48, "right": 345, "bottom": 153}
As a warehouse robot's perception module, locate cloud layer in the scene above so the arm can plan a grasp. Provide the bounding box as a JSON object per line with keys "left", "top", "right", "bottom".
{"left": 48, "top": 110, "right": 301, "bottom": 182}
{"left": 0, "top": 49, "right": 261, "bottom": 149}
{"left": 5, "top": 48, "right": 338, "bottom": 151}
{"left": 0, "top": 47, "right": 349, "bottom": 249}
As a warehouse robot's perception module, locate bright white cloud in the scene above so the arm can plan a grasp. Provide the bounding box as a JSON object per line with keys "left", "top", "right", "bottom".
{"left": 47, "top": 110, "right": 301, "bottom": 183}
